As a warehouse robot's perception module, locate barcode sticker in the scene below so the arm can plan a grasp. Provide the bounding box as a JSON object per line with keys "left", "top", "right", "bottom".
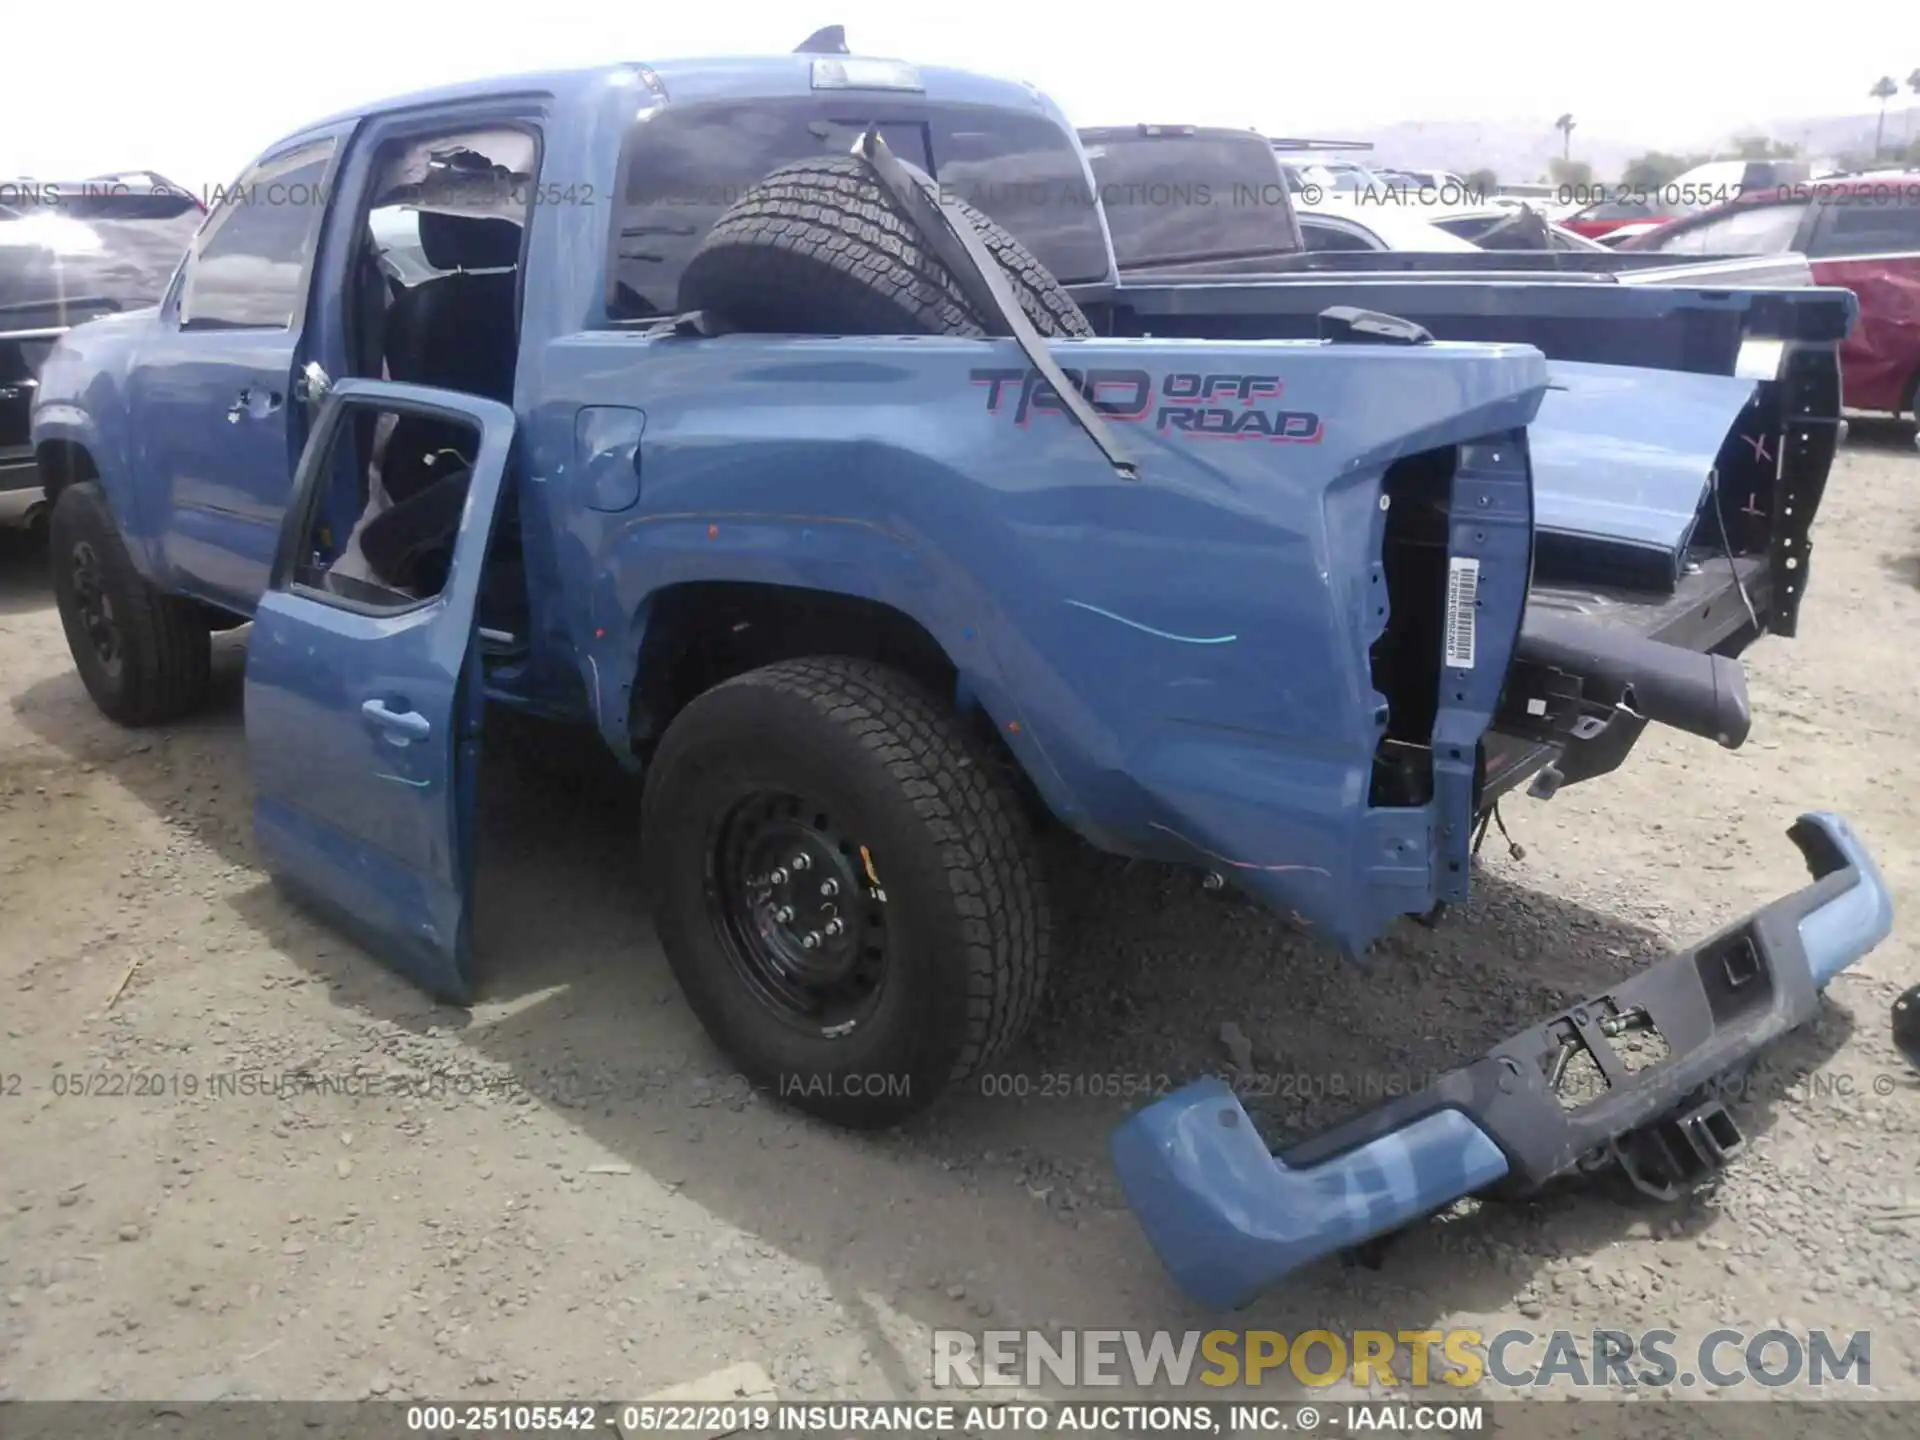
{"left": 1445, "top": 557, "right": 1480, "bottom": 670}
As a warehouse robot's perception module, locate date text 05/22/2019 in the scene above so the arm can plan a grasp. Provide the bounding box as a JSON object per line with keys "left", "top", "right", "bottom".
{"left": 400, "top": 1402, "right": 1487, "bottom": 1434}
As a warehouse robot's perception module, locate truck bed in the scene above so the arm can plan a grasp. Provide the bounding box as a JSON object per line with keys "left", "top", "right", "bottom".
{"left": 1081, "top": 275, "right": 1851, "bottom": 375}
{"left": 1104, "top": 249, "right": 1813, "bottom": 287}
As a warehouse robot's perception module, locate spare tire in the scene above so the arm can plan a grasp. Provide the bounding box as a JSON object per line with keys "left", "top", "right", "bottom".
{"left": 678, "top": 154, "right": 1094, "bottom": 339}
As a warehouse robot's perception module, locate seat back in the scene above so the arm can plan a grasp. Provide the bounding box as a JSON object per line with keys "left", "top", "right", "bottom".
{"left": 379, "top": 211, "right": 522, "bottom": 501}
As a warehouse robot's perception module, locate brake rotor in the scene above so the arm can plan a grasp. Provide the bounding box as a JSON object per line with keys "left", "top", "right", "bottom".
{"left": 1894, "top": 983, "right": 1920, "bottom": 1072}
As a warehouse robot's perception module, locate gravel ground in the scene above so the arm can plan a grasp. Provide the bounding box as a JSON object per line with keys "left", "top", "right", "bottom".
{"left": 0, "top": 428, "right": 1916, "bottom": 1421}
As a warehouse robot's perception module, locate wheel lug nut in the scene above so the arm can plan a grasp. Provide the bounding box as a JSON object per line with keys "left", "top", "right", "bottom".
{"left": 773, "top": 905, "right": 795, "bottom": 923}
{"left": 769, "top": 868, "right": 789, "bottom": 886}
{"left": 801, "top": 931, "right": 822, "bottom": 950}
{"left": 819, "top": 879, "right": 839, "bottom": 897}
{"left": 823, "top": 918, "right": 845, "bottom": 937}
{"left": 792, "top": 853, "right": 812, "bottom": 872}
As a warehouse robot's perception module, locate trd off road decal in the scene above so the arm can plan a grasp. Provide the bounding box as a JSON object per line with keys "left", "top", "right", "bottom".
{"left": 971, "top": 367, "right": 1323, "bottom": 443}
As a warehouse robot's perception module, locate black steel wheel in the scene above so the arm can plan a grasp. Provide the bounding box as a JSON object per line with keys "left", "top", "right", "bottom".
{"left": 708, "top": 791, "right": 892, "bottom": 1037}
{"left": 642, "top": 656, "right": 1050, "bottom": 1128}
{"left": 66, "top": 539, "right": 123, "bottom": 679}
{"left": 49, "top": 481, "right": 211, "bottom": 726}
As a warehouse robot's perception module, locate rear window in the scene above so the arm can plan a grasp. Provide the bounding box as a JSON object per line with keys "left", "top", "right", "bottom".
{"left": 609, "top": 98, "right": 1108, "bottom": 319}
{"left": 1079, "top": 131, "right": 1301, "bottom": 268}
{"left": 1808, "top": 186, "right": 1920, "bottom": 257}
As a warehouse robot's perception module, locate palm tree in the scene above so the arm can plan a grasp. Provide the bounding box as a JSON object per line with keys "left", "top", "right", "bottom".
{"left": 1554, "top": 113, "right": 1576, "bottom": 160}
{"left": 1872, "top": 76, "right": 1899, "bottom": 158}
{"left": 1907, "top": 68, "right": 1920, "bottom": 145}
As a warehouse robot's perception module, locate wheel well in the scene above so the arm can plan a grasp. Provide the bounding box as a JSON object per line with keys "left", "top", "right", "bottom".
{"left": 629, "top": 582, "right": 1051, "bottom": 826}
{"left": 35, "top": 439, "right": 98, "bottom": 504}
{"left": 633, "top": 583, "right": 958, "bottom": 739}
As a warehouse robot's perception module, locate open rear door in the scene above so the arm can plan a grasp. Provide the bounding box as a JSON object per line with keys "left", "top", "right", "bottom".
{"left": 244, "top": 379, "right": 517, "bottom": 1003}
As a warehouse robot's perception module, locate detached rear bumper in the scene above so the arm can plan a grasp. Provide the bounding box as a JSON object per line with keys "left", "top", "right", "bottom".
{"left": 1111, "top": 812, "right": 1893, "bottom": 1310}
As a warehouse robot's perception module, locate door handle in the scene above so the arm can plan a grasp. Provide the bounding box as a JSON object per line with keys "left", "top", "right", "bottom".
{"left": 361, "top": 698, "right": 431, "bottom": 741}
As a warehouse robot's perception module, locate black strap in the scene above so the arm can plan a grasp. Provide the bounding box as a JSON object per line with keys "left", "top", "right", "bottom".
{"left": 856, "top": 130, "right": 1138, "bottom": 481}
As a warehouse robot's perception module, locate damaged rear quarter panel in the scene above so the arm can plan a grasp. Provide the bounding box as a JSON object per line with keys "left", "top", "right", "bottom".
{"left": 543, "top": 334, "right": 1547, "bottom": 951}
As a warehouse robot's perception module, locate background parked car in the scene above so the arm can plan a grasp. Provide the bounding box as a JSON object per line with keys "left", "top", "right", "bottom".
{"left": 2, "top": 173, "right": 203, "bottom": 525}
{"left": 1563, "top": 158, "right": 1815, "bottom": 247}
{"left": 1292, "top": 196, "right": 1484, "bottom": 251}
{"left": 1294, "top": 197, "right": 1603, "bottom": 254}
{"left": 1617, "top": 171, "right": 1920, "bottom": 417}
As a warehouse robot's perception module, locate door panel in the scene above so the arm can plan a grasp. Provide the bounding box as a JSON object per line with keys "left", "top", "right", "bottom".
{"left": 135, "top": 133, "right": 346, "bottom": 612}
{"left": 245, "top": 380, "right": 516, "bottom": 1002}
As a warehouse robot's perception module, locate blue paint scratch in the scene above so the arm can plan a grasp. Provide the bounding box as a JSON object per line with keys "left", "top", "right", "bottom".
{"left": 1064, "top": 600, "right": 1237, "bottom": 646}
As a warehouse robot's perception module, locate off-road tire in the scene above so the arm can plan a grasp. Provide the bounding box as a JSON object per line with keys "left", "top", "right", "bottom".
{"left": 49, "top": 481, "right": 212, "bottom": 726}
{"left": 640, "top": 657, "right": 1051, "bottom": 1128}
{"left": 677, "top": 154, "right": 1095, "bottom": 339}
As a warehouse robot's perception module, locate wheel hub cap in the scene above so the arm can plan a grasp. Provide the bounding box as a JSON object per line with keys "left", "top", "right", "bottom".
{"left": 709, "top": 794, "right": 889, "bottom": 1035}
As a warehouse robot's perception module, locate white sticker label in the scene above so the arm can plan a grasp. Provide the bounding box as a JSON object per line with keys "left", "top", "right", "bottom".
{"left": 1445, "top": 557, "right": 1480, "bottom": 671}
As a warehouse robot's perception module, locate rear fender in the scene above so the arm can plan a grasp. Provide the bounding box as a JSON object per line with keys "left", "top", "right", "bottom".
{"left": 543, "top": 335, "right": 1548, "bottom": 950}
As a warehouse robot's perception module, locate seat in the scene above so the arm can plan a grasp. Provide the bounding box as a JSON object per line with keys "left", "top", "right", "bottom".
{"left": 380, "top": 212, "right": 522, "bottom": 502}
{"left": 356, "top": 211, "right": 525, "bottom": 595}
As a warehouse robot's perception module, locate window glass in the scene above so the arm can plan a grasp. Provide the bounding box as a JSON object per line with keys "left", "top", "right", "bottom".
{"left": 1299, "top": 220, "right": 1378, "bottom": 252}
{"left": 1646, "top": 201, "right": 1808, "bottom": 256}
{"left": 179, "top": 140, "right": 335, "bottom": 329}
{"left": 293, "top": 401, "right": 481, "bottom": 613}
{"left": 1579, "top": 196, "right": 1656, "bottom": 222}
{"left": 1809, "top": 188, "right": 1920, "bottom": 257}
{"left": 1081, "top": 131, "right": 1300, "bottom": 267}
{"left": 609, "top": 99, "right": 1107, "bottom": 318}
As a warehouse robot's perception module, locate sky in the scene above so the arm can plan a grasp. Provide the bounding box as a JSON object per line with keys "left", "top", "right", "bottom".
{"left": 3, "top": 1, "right": 1907, "bottom": 189}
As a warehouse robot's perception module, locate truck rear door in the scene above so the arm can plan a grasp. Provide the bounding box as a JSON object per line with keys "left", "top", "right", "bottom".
{"left": 244, "top": 380, "right": 515, "bottom": 1002}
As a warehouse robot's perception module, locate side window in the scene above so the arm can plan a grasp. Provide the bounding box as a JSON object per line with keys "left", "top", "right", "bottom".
{"left": 1584, "top": 197, "right": 1654, "bottom": 222}
{"left": 179, "top": 140, "right": 336, "bottom": 329}
{"left": 1299, "top": 220, "right": 1379, "bottom": 252}
{"left": 1646, "top": 201, "right": 1808, "bottom": 257}
{"left": 1808, "top": 191, "right": 1920, "bottom": 258}
{"left": 288, "top": 398, "right": 481, "bottom": 614}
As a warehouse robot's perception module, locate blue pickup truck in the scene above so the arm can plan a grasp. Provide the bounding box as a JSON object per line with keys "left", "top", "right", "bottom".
{"left": 28, "top": 44, "right": 1894, "bottom": 1309}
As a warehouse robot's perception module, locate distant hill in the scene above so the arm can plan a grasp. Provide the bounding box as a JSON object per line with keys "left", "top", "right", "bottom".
{"left": 1319, "top": 107, "right": 1920, "bottom": 184}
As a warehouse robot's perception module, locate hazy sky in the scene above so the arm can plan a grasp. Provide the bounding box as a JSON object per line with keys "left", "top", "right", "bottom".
{"left": 4, "top": 1, "right": 1905, "bottom": 187}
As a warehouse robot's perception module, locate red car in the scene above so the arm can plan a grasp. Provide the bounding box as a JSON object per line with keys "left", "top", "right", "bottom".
{"left": 1561, "top": 193, "right": 1681, "bottom": 241}
{"left": 1618, "top": 172, "right": 1920, "bottom": 417}
{"left": 1562, "top": 160, "right": 1814, "bottom": 245}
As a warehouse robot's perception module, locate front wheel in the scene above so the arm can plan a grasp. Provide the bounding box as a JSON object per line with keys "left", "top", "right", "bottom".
{"left": 640, "top": 657, "right": 1051, "bottom": 1128}
{"left": 48, "top": 482, "right": 211, "bottom": 726}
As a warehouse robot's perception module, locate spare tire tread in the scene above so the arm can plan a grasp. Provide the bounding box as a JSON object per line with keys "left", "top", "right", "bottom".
{"left": 679, "top": 156, "right": 1094, "bottom": 339}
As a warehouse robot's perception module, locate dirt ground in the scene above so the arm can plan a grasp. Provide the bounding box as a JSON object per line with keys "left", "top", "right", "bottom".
{"left": 1, "top": 427, "right": 1916, "bottom": 1418}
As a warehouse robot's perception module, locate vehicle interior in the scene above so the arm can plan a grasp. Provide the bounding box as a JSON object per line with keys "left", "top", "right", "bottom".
{"left": 310, "top": 131, "right": 532, "bottom": 646}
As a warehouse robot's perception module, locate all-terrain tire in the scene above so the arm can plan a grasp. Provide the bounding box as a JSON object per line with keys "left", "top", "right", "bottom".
{"left": 640, "top": 657, "right": 1051, "bottom": 1128}
{"left": 677, "top": 154, "right": 1095, "bottom": 339}
{"left": 48, "top": 481, "right": 212, "bottom": 726}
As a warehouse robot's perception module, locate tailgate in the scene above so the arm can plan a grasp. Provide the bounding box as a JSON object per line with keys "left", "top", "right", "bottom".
{"left": 1485, "top": 335, "right": 1842, "bottom": 803}
{"left": 1530, "top": 361, "right": 1762, "bottom": 589}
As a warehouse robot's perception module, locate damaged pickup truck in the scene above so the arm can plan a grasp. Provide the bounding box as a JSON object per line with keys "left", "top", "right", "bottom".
{"left": 30, "top": 44, "right": 1893, "bottom": 1310}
